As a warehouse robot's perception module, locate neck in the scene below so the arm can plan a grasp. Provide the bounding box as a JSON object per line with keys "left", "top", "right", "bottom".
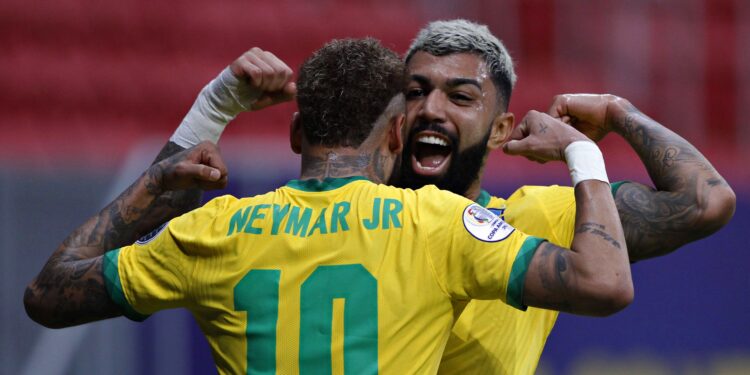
{"left": 299, "top": 147, "right": 389, "bottom": 184}
{"left": 463, "top": 158, "right": 489, "bottom": 201}
{"left": 463, "top": 178, "right": 483, "bottom": 202}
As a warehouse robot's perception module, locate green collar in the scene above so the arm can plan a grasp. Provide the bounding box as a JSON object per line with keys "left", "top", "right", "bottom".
{"left": 285, "top": 176, "right": 369, "bottom": 192}
{"left": 476, "top": 189, "right": 491, "bottom": 207}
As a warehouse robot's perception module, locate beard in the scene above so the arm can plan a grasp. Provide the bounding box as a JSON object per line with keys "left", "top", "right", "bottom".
{"left": 391, "top": 120, "right": 491, "bottom": 196}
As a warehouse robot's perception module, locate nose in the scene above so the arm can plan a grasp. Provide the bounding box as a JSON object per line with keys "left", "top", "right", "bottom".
{"left": 420, "top": 90, "right": 447, "bottom": 123}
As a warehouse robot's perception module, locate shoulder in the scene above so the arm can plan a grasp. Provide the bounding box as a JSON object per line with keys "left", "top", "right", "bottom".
{"left": 189, "top": 194, "right": 242, "bottom": 218}
{"left": 413, "top": 184, "right": 468, "bottom": 202}
{"left": 505, "top": 185, "right": 575, "bottom": 212}
{"left": 352, "top": 181, "right": 451, "bottom": 203}
{"left": 500, "top": 185, "right": 576, "bottom": 246}
{"left": 507, "top": 185, "right": 573, "bottom": 202}
{"left": 166, "top": 194, "right": 245, "bottom": 233}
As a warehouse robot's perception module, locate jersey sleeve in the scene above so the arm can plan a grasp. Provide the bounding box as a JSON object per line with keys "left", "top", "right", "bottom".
{"left": 505, "top": 185, "right": 577, "bottom": 248}
{"left": 102, "top": 195, "right": 236, "bottom": 321}
{"left": 504, "top": 183, "right": 627, "bottom": 248}
{"left": 418, "top": 187, "right": 545, "bottom": 311}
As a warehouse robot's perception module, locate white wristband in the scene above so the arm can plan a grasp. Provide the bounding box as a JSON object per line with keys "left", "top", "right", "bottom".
{"left": 170, "top": 67, "right": 256, "bottom": 148}
{"left": 564, "top": 141, "right": 609, "bottom": 186}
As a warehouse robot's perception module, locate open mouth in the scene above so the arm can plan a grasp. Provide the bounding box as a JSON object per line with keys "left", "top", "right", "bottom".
{"left": 411, "top": 131, "right": 453, "bottom": 176}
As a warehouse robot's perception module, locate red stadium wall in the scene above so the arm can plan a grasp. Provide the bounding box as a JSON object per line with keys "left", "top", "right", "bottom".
{"left": 1, "top": 0, "right": 747, "bottom": 189}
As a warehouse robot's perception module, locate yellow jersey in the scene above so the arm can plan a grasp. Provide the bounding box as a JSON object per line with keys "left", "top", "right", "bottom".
{"left": 438, "top": 183, "right": 625, "bottom": 374}
{"left": 102, "top": 177, "right": 546, "bottom": 374}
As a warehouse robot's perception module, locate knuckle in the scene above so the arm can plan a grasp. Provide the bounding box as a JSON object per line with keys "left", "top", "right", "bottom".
{"left": 247, "top": 67, "right": 261, "bottom": 78}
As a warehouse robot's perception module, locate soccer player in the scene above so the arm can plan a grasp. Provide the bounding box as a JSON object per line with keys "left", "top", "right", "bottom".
{"left": 158, "top": 21, "right": 737, "bottom": 374}
{"left": 399, "top": 20, "right": 736, "bottom": 374}
{"left": 25, "top": 39, "right": 634, "bottom": 374}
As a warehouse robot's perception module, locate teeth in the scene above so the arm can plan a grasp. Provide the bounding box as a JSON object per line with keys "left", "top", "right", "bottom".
{"left": 417, "top": 135, "right": 448, "bottom": 146}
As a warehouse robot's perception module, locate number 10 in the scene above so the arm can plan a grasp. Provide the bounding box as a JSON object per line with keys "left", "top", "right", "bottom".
{"left": 234, "top": 264, "right": 378, "bottom": 374}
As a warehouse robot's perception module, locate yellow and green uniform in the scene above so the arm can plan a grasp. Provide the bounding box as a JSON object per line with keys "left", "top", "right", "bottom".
{"left": 102, "top": 177, "right": 546, "bottom": 374}
{"left": 438, "top": 182, "right": 628, "bottom": 375}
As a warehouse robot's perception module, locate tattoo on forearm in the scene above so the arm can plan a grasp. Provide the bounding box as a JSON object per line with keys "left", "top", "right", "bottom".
{"left": 533, "top": 243, "right": 572, "bottom": 311}
{"left": 575, "top": 222, "right": 622, "bottom": 250}
{"left": 28, "top": 152, "right": 197, "bottom": 325}
{"left": 152, "top": 141, "right": 186, "bottom": 165}
{"left": 151, "top": 141, "right": 203, "bottom": 218}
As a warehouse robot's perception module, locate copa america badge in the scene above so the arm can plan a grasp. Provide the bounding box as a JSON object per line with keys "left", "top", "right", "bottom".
{"left": 462, "top": 204, "right": 514, "bottom": 242}
{"left": 136, "top": 221, "right": 170, "bottom": 245}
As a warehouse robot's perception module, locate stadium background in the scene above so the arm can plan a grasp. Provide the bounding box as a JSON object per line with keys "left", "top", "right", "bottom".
{"left": 2, "top": 0, "right": 748, "bottom": 373}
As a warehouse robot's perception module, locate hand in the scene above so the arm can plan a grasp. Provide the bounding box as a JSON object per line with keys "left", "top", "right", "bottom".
{"left": 151, "top": 141, "right": 229, "bottom": 192}
{"left": 230, "top": 47, "right": 297, "bottom": 111}
{"left": 547, "top": 94, "right": 629, "bottom": 142}
{"left": 503, "top": 110, "right": 589, "bottom": 163}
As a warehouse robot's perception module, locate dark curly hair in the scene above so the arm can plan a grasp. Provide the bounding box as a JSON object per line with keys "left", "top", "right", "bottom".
{"left": 297, "top": 38, "right": 406, "bottom": 148}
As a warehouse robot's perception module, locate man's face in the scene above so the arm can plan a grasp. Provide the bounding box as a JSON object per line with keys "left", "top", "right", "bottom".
{"left": 396, "top": 51, "right": 501, "bottom": 195}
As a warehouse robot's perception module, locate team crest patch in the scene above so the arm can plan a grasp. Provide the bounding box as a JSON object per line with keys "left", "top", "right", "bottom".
{"left": 136, "top": 221, "right": 169, "bottom": 245}
{"left": 462, "top": 204, "right": 514, "bottom": 242}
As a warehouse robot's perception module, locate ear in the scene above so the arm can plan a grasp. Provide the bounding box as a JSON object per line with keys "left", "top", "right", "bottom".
{"left": 388, "top": 112, "right": 405, "bottom": 153}
{"left": 290, "top": 112, "right": 302, "bottom": 154}
{"left": 487, "top": 112, "right": 514, "bottom": 150}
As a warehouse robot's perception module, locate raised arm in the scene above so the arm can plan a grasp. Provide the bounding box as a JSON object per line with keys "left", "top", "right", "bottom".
{"left": 146, "top": 141, "right": 203, "bottom": 224}
{"left": 504, "top": 111, "right": 633, "bottom": 316}
{"left": 144, "top": 47, "right": 298, "bottom": 226}
{"left": 548, "top": 94, "right": 736, "bottom": 261}
{"left": 24, "top": 142, "right": 228, "bottom": 328}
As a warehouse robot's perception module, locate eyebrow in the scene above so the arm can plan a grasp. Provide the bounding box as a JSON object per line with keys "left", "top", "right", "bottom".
{"left": 410, "top": 74, "right": 482, "bottom": 91}
{"left": 446, "top": 78, "right": 482, "bottom": 90}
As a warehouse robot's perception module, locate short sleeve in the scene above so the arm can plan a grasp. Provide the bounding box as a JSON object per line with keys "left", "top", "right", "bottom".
{"left": 418, "top": 187, "right": 545, "bottom": 311}
{"left": 504, "top": 183, "right": 626, "bottom": 249}
{"left": 102, "top": 195, "right": 235, "bottom": 320}
{"left": 505, "top": 185, "right": 577, "bottom": 248}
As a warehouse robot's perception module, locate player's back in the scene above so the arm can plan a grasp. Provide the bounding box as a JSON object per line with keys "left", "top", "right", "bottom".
{"left": 214, "top": 176, "right": 456, "bottom": 374}
{"left": 106, "top": 176, "right": 538, "bottom": 374}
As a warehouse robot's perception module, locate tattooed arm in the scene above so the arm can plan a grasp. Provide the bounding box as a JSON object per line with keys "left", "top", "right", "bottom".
{"left": 138, "top": 47, "right": 297, "bottom": 230}
{"left": 549, "top": 94, "right": 736, "bottom": 261}
{"left": 24, "top": 142, "right": 228, "bottom": 328}
{"left": 98, "top": 47, "right": 297, "bottom": 252}
{"left": 148, "top": 141, "right": 203, "bottom": 223}
{"left": 504, "top": 111, "right": 633, "bottom": 316}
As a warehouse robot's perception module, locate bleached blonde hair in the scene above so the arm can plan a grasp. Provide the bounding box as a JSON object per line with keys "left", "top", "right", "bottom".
{"left": 406, "top": 19, "right": 516, "bottom": 109}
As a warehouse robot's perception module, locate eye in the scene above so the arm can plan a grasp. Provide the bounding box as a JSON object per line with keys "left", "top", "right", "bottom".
{"left": 406, "top": 87, "right": 425, "bottom": 99}
{"left": 450, "top": 92, "right": 473, "bottom": 102}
